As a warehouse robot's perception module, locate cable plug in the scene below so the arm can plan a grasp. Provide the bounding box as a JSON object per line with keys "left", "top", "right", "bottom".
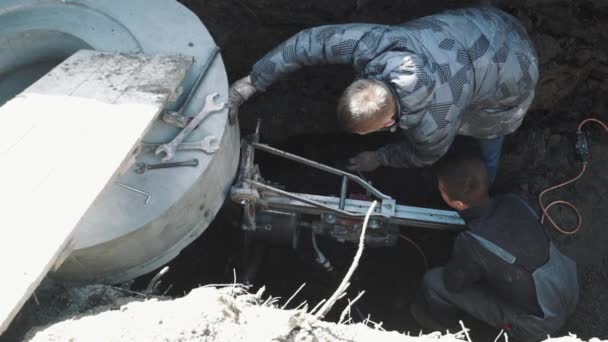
{"left": 575, "top": 130, "right": 591, "bottom": 162}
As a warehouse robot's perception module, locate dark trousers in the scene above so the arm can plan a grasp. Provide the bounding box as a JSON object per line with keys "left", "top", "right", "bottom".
{"left": 447, "top": 135, "right": 505, "bottom": 185}
{"left": 477, "top": 136, "right": 504, "bottom": 185}
{"left": 422, "top": 267, "right": 562, "bottom": 342}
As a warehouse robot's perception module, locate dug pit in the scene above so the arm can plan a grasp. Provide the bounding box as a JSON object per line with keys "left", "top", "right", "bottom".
{"left": 145, "top": 0, "right": 608, "bottom": 339}
{"left": 4, "top": 0, "right": 608, "bottom": 340}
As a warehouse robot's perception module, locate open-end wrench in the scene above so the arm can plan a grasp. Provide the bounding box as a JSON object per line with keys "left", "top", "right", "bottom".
{"left": 155, "top": 93, "right": 225, "bottom": 162}
{"left": 135, "top": 159, "right": 199, "bottom": 174}
{"left": 141, "top": 135, "right": 220, "bottom": 154}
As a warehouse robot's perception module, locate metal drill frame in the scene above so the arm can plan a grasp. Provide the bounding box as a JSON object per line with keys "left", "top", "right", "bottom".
{"left": 231, "top": 128, "right": 466, "bottom": 232}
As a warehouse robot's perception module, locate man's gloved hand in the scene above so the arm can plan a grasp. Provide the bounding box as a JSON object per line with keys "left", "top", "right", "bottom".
{"left": 347, "top": 151, "right": 381, "bottom": 172}
{"left": 228, "top": 75, "right": 257, "bottom": 124}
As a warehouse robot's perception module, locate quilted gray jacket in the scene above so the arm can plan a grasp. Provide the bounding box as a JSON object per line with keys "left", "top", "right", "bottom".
{"left": 250, "top": 7, "right": 539, "bottom": 167}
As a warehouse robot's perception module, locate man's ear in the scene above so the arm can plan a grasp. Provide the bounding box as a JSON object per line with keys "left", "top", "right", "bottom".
{"left": 383, "top": 117, "right": 396, "bottom": 128}
{"left": 382, "top": 110, "right": 396, "bottom": 128}
{"left": 452, "top": 200, "right": 467, "bottom": 211}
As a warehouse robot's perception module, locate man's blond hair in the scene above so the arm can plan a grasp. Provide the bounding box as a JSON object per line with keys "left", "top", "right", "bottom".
{"left": 337, "top": 79, "right": 396, "bottom": 132}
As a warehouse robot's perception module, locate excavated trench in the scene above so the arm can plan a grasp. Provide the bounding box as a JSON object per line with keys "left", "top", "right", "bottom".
{"left": 133, "top": 133, "right": 468, "bottom": 336}
{"left": 1, "top": 1, "right": 607, "bottom": 341}
{"left": 132, "top": 0, "right": 608, "bottom": 340}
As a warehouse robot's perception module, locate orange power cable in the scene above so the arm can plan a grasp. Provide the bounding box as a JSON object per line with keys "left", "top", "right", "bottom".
{"left": 538, "top": 117, "right": 608, "bottom": 235}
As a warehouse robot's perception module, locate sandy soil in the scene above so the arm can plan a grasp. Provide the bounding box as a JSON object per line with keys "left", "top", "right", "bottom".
{"left": 21, "top": 285, "right": 593, "bottom": 342}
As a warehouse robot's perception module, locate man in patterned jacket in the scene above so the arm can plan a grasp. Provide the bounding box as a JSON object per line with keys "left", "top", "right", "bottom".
{"left": 229, "top": 6, "right": 539, "bottom": 184}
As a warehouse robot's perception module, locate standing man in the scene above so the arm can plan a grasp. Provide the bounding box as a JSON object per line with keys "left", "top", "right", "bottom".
{"left": 411, "top": 157, "right": 578, "bottom": 341}
{"left": 229, "top": 6, "right": 539, "bottom": 183}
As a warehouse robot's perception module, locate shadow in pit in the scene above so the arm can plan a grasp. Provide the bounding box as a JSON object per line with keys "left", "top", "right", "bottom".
{"left": 134, "top": 132, "right": 500, "bottom": 339}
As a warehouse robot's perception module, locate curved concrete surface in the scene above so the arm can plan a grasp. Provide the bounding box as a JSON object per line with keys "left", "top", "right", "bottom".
{"left": 0, "top": 0, "right": 239, "bottom": 283}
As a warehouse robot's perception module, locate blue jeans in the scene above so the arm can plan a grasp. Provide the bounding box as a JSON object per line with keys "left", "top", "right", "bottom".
{"left": 477, "top": 136, "right": 504, "bottom": 185}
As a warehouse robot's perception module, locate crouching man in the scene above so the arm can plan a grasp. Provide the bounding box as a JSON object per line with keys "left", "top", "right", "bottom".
{"left": 229, "top": 6, "right": 539, "bottom": 184}
{"left": 411, "top": 157, "right": 579, "bottom": 341}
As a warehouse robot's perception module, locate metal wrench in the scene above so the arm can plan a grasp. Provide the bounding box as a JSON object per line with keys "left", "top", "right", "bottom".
{"left": 141, "top": 135, "right": 220, "bottom": 154}
{"left": 155, "top": 93, "right": 225, "bottom": 162}
{"left": 135, "top": 158, "right": 199, "bottom": 174}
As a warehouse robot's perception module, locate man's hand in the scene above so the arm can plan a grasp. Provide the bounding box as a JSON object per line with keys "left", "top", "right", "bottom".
{"left": 228, "top": 75, "right": 257, "bottom": 124}
{"left": 347, "top": 151, "right": 381, "bottom": 172}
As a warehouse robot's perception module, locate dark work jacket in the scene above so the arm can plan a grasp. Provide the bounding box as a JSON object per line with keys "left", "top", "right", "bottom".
{"left": 444, "top": 194, "right": 550, "bottom": 315}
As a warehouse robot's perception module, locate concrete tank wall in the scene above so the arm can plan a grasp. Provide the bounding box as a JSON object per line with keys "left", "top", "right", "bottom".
{"left": 0, "top": 0, "right": 239, "bottom": 283}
